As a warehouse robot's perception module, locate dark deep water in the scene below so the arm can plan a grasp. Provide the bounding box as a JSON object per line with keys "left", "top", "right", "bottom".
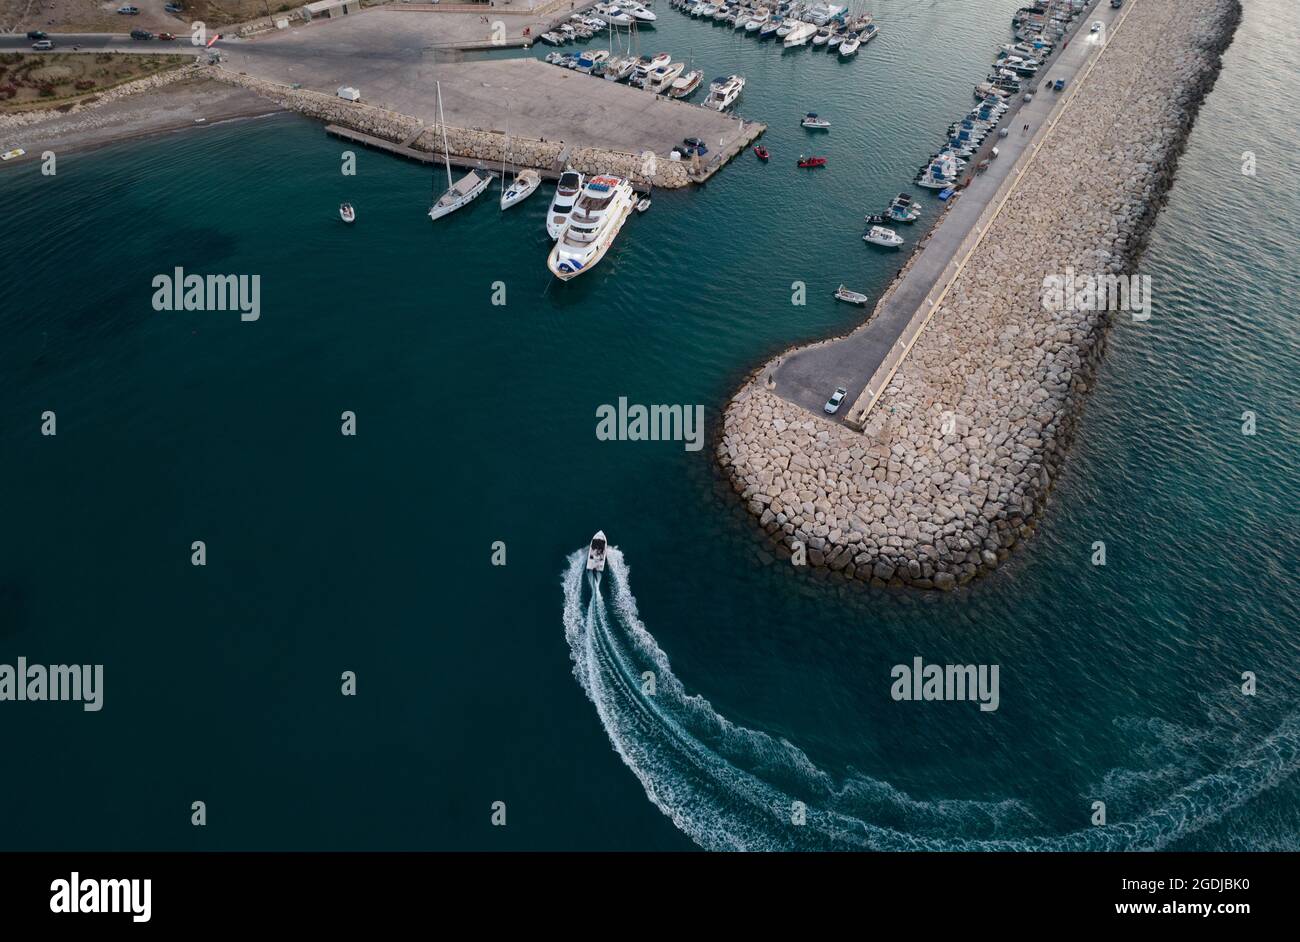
{"left": 0, "top": 0, "right": 1295, "bottom": 849}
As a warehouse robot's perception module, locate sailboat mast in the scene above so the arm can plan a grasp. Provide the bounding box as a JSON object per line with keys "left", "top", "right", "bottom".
{"left": 436, "top": 80, "right": 452, "bottom": 192}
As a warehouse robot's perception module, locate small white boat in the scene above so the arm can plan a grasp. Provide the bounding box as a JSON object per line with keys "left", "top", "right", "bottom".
{"left": 801, "top": 112, "right": 830, "bottom": 129}
{"left": 864, "top": 225, "right": 904, "bottom": 248}
{"left": 647, "top": 60, "right": 685, "bottom": 94}
{"left": 783, "top": 22, "right": 818, "bottom": 47}
{"left": 812, "top": 26, "right": 832, "bottom": 46}
{"left": 834, "top": 284, "right": 869, "bottom": 305}
{"left": 669, "top": 69, "right": 703, "bottom": 98}
{"left": 539, "top": 31, "right": 564, "bottom": 45}
{"left": 339, "top": 202, "right": 356, "bottom": 224}
{"left": 501, "top": 168, "right": 542, "bottom": 210}
{"left": 627, "top": 2, "right": 658, "bottom": 22}
{"left": 636, "top": 197, "right": 652, "bottom": 213}
{"left": 0, "top": 147, "right": 26, "bottom": 161}
{"left": 587, "top": 531, "right": 608, "bottom": 572}
{"left": 838, "top": 33, "right": 861, "bottom": 56}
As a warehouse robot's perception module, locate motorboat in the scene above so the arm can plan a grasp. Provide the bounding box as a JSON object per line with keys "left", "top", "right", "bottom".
{"left": 636, "top": 196, "right": 652, "bottom": 213}
{"left": 860, "top": 22, "right": 878, "bottom": 43}
{"left": 783, "top": 22, "right": 818, "bottom": 47}
{"left": 797, "top": 155, "right": 827, "bottom": 168}
{"left": 812, "top": 26, "right": 833, "bottom": 46}
{"left": 428, "top": 83, "right": 493, "bottom": 222}
{"left": 539, "top": 31, "right": 565, "bottom": 45}
{"left": 501, "top": 168, "right": 542, "bottom": 210}
{"left": 576, "top": 49, "right": 609, "bottom": 73}
{"left": 838, "top": 32, "right": 860, "bottom": 56}
{"left": 801, "top": 112, "right": 830, "bottom": 129}
{"left": 339, "top": 202, "right": 355, "bottom": 224}
{"left": 703, "top": 74, "right": 745, "bottom": 112}
{"left": 604, "top": 6, "right": 634, "bottom": 25}
{"left": 587, "top": 531, "right": 608, "bottom": 572}
{"left": 834, "top": 284, "right": 869, "bottom": 305}
{"left": 604, "top": 56, "right": 638, "bottom": 80}
{"left": 668, "top": 69, "right": 703, "bottom": 98}
{"left": 886, "top": 192, "right": 922, "bottom": 223}
{"left": 759, "top": 16, "right": 782, "bottom": 37}
{"left": 827, "top": 28, "right": 846, "bottom": 48}
{"left": 647, "top": 60, "right": 685, "bottom": 94}
{"left": 627, "top": 1, "right": 658, "bottom": 22}
{"left": 546, "top": 170, "right": 585, "bottom": 239}
{"left": 744, "top": 10, "right": 769, "bottom": 31}
{"left": 753, "top": 145, "right": 770, "bottom": 160}
{"left": 698, "top": 3, "right": 718, "bottom": 16}
{"left": 548, "top": 175, "right": 637, "bottom": 280}
{"left": 775, "top": 18, "right": 797, "bottom": 37}
{"left": 864, "top": 225, "right": 903, "bottom": 248}
{"left": 806, "top": 2, "right": 846, "bottom": 25}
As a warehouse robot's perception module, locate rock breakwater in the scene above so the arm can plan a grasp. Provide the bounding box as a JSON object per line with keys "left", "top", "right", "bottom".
{"left": 718, "top": 0, "right": 1243, "bottom": 590}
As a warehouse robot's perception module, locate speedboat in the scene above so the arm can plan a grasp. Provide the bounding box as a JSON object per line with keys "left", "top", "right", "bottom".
{"left": 698, "top": 3, "right": 718, "bottom": 16}
{"left": 539, "top": 31, "right": 564, "bottom": 45}
{"left": 834, "top": 284, "right": 869, "bottom": 305}
{"left": 801, "top": 112, "right": 830, "bottom": 129}
{"left": 501, "top": 168, "right": 541, "bottom": 210}
{"left": 838, "top": 32, "right": 860, "bottom": 56}
{"left": 860, "top": 22, "right": 878, "bottom": 43}
{"left": 604, "top": 56, "right": 638, "bottom": 80}
{"left": 797, "top": 154, "right": 827, "bottom": 168}
{"left": 806, "top": 2, "right": 845, "bottom": 25}
{"left": 775, "top": 18, "right": 796, "bottom": 37}
{"left": 669, "top": 69, "right": 703, "bottom": 98}
{"left": 744, "top": 10, "right": 768, "bottom": 31}
{"left": 703, "top": 74, "right": 745, "bottom": 112}
{"left": 864, "top": 225, "right": 903, "bottom": 248}
{"left": 546, "top": 170, "right": 585, "bottom": 239}
{"left": 547, "top": 175, "right": 637, "bottom": 280}
{"left": 783, "top": 22, "right": 818, "bottom": 47}
{"left": 339, "top": 202, "right": 355, "bottom": 223}
{"left": 827, "top": 28, "right": 846, "bottom": 48}
{"left": 759, "top": 16, "right": 782, "bottom": 37}
{"left": 812, "top": 26, "right": 833, "bottom": 46}
{"left": 587, "top": 531, "right": 608, "bottom": 572}
{"left": 753, "top": 145, "right": 770, "bottom": 160}
{"left": 636, "top": 196, "right": 652, "bottom": 213}
{"left": 604, "top": 6, "right": 634, "bottom": 25}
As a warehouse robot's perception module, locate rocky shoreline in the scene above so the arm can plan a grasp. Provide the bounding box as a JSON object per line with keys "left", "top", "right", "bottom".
{"left": 718, "top": 0, "right": 1243, "bottom": 591}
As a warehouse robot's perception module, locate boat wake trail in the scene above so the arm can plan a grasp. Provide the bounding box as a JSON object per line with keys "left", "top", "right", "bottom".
{"left": 561, "top": 547, "right": 1300, "bottom": 850}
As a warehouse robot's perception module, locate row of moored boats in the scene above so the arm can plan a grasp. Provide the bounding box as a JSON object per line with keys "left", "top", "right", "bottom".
{"left": 668, "top": 0, "right": 878, "bottom": 56}
{"left": 537, "top": 3, "right": 658, "bottom": 46}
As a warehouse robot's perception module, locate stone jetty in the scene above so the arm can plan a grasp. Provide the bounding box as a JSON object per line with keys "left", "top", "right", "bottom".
{"left": 718, "top": 0, "right": 1242, "bottom": 590}
{"left": 209, "top": 69, "right": 700, "bottom": 189}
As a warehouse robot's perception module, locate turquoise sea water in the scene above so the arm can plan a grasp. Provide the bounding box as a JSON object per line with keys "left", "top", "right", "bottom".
{"left": 1, "top": 0, "right": 1296, "bottom": 850}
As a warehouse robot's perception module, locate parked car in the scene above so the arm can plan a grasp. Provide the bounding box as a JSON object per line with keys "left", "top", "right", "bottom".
{"left": 824, "top": 387, "right": 848, "bottom": 415}
{"left": 130, "top": 29, "right": 153, "bottom": 40}
{"left": 1053, "top": 78, "right": 1066, "bottom": 91}
{"left": 1110, "top": 0, "right": 1123, "bottom": 7}
{"left": 32, "top": 39, "right": 55, "bottom": 51}
{"left": 117, "top": 5, "right": 141, "bottom": 14}
{"left": 164, "top": 1, "right": 185, "bottom": 10}
{"left": 1090, "top": 21, "right": 1103, "bottom": 32}
{"left": 26, "top": 30, "right": 48, "bottom": 39}
{"left": 158, "top": 32, "right": 176, "bottom": 40}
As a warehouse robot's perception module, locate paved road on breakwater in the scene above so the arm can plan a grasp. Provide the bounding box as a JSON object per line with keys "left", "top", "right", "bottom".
{"left": 769, "top": 0, "right": 1120, "bottom": 427}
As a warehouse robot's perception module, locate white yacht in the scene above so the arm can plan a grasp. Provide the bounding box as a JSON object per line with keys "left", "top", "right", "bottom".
{"left": 864, "top": 225, "right": 904, "bottom": 248}
{"left": 547, "top": 175, "right": 637, "bottom": 280}
{"left": 603, "top": 56, "right": 638, "bottom": 80}
{"left": 745, "top": 8, "right": 770, "bottom": 31}
{"left": 626, "top": 2, "right": 657, "bottom": 22}
{"left": 630, "top": 52, "right": 672, "bottom": 87}
{"left": 703, "top": 74, "right": 745, "bottom": 112}
{"left": 546, "top": 170, "right": 585, "bottom": 239}
{"left": 801, "top": 112, "right": 830, "bottom": 129}
{"left": 604, "top": 5, "right": 634, "bottom": 25}
{"left": 501, "top": 168, "right": 541, "bottom": 210}
{"left": 587, "top": 531, "right": 608, "bottom": 572}
{"left": 428, "top": 83, "right": 492, "bottom": 222}
{"left": 647, "top": 61, "right": 686, "bottom": 94}
{"left": 838, "top": 32, "right": 860, "bottom": 56}
{"left": 783, "top": 21, "right": 818, "bottom": 47}
{"left": 806, "top": 2, "right": 845, "bottom": 25}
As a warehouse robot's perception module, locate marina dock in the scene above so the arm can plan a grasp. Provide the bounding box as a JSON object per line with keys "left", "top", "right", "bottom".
{"left": 768, "top": 0, "right": 1122, "bottom": 429}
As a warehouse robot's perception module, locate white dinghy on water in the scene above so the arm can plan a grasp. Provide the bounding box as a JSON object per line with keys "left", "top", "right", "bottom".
{"left": 429, "top": 81, "right": 492, "bottom": 222}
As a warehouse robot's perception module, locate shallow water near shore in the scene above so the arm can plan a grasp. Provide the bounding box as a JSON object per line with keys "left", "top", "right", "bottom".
{"left": 0, "top": 0, "right": 1296, "bottom": 850}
